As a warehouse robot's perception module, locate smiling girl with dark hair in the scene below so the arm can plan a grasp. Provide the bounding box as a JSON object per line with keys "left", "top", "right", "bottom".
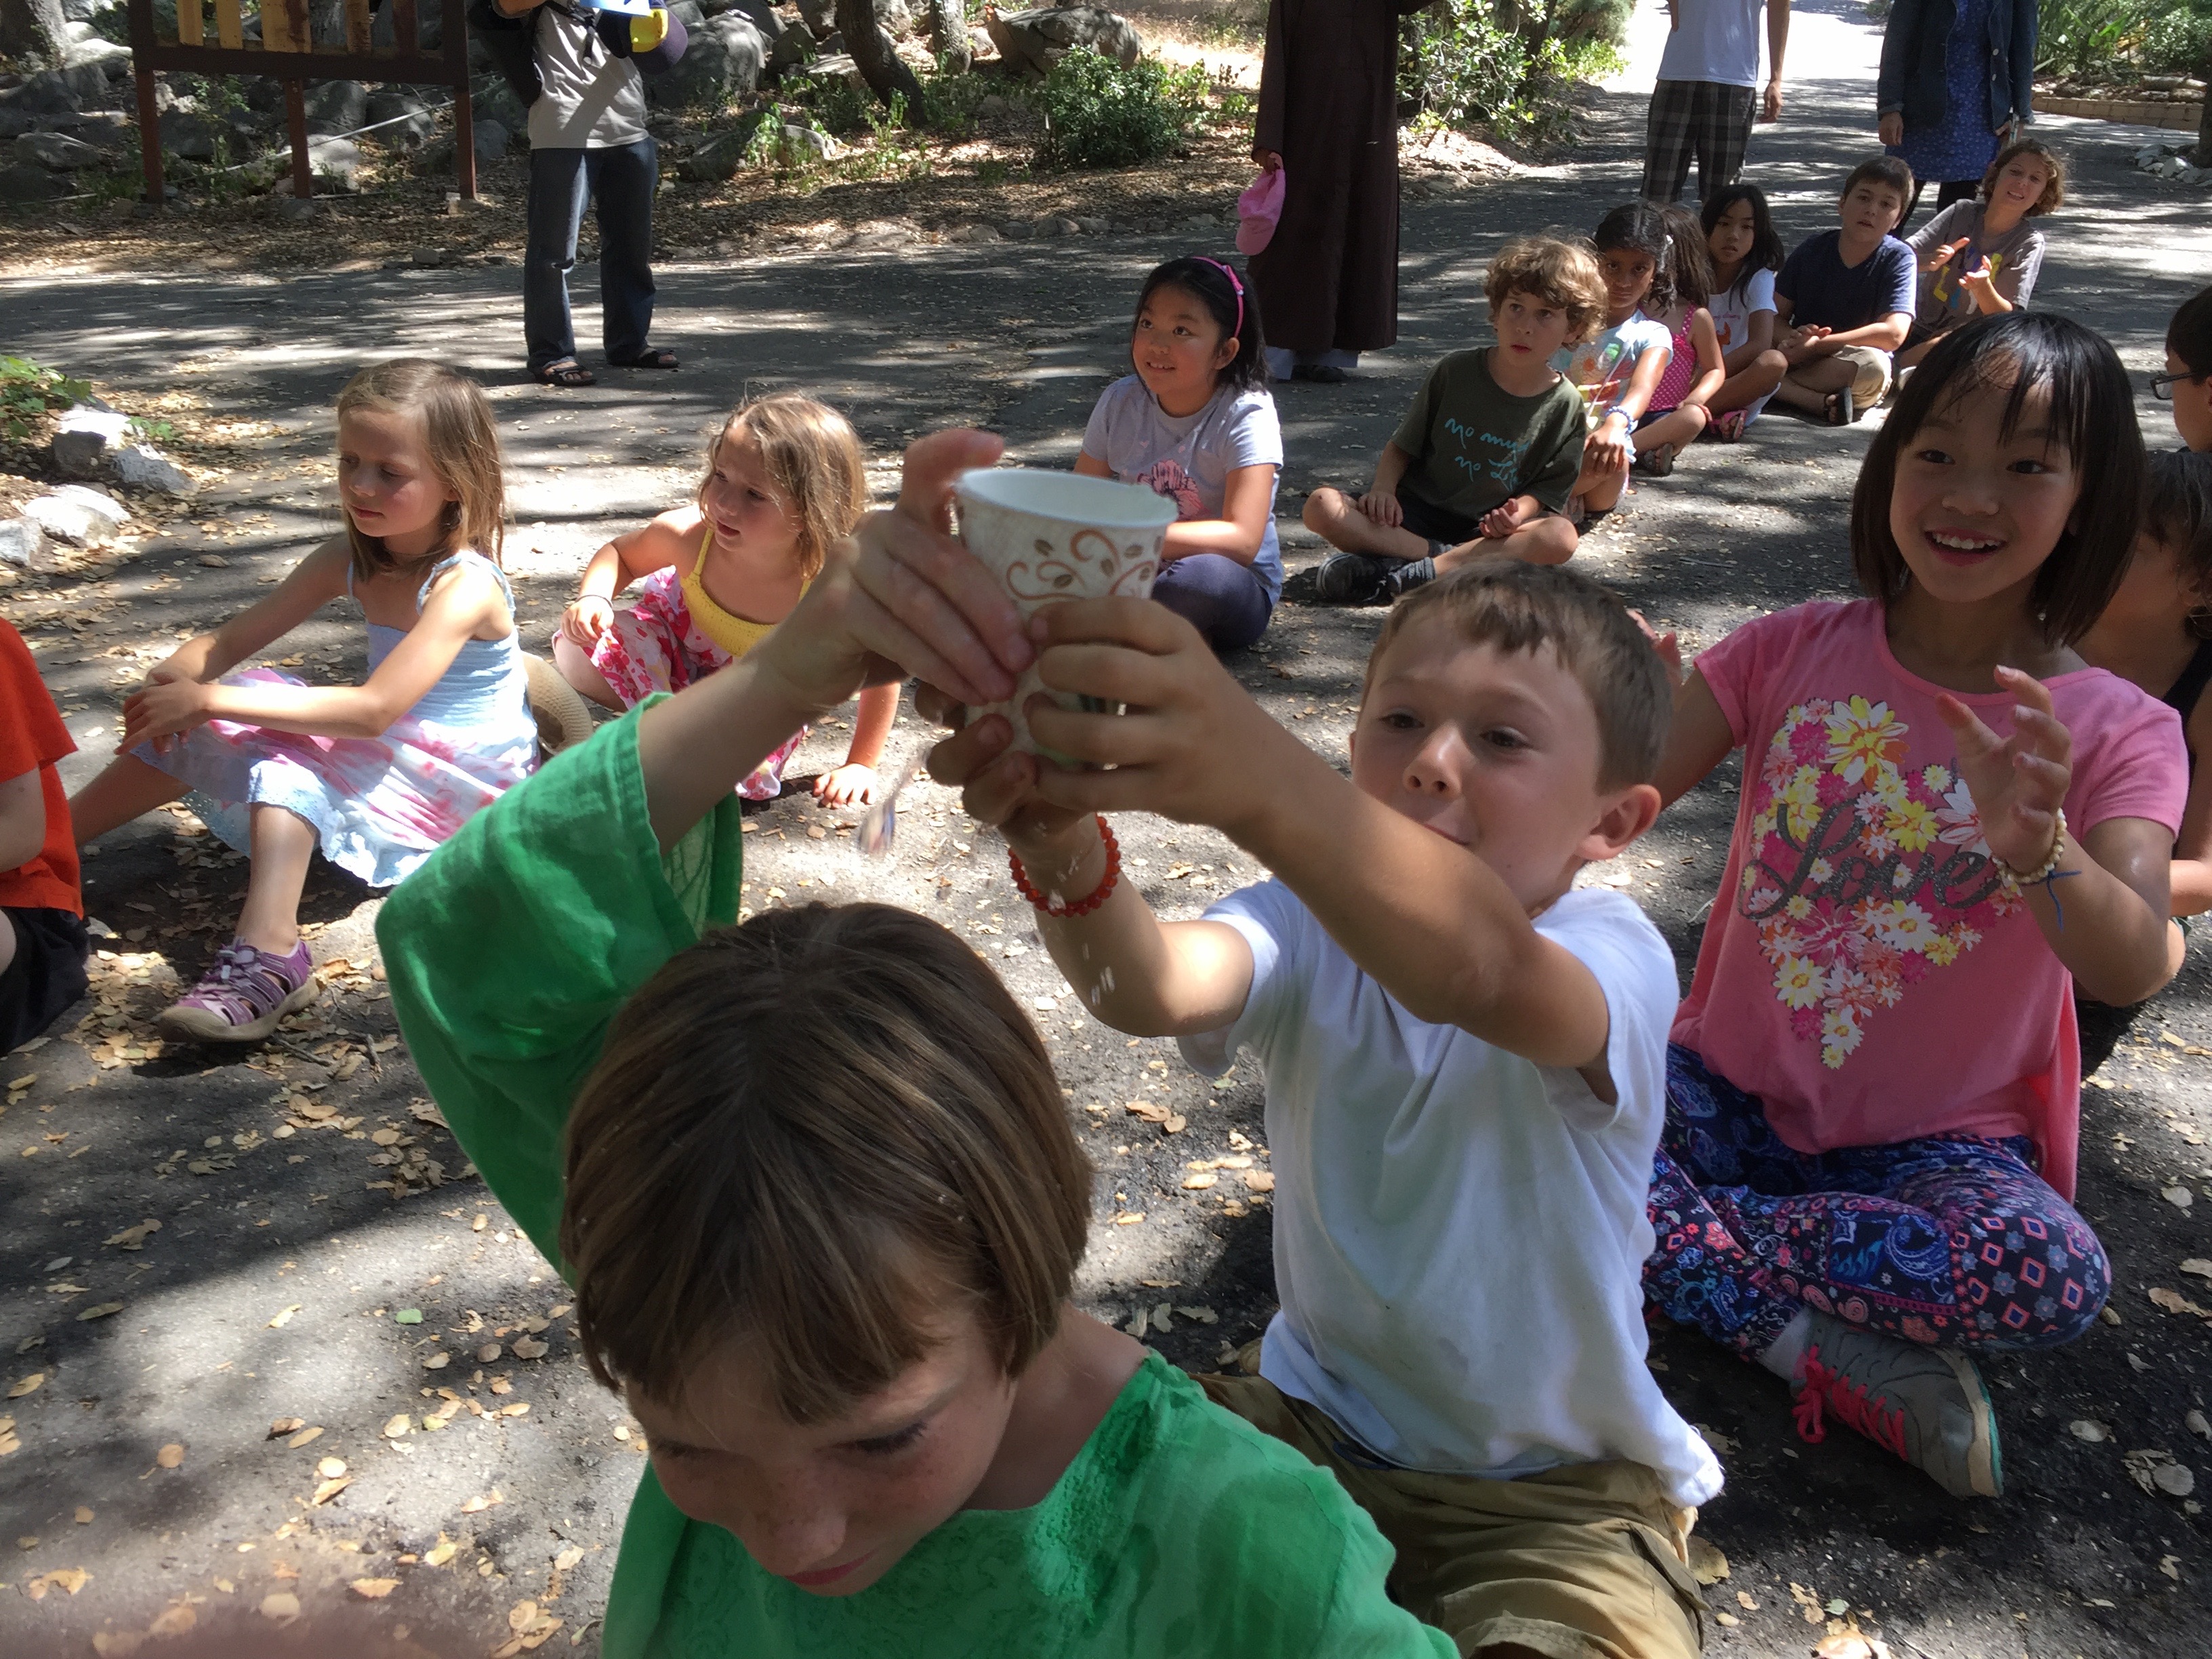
{"left": 1645, "top": 311, "right": 2184, "bottom": 1501}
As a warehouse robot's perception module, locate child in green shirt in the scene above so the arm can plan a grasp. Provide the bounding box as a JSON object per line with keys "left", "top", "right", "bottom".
{"left": 378, "top": 431, "right": 1454, "bottom": 1659}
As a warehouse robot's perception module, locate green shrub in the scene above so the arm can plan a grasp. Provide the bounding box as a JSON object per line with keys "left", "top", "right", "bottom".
{"left": 1034, "top": 49, "right": 1207, "bottom": 169}
{"left": 1399, "top": 0, "right": 1623, "bottom": 144}
{"left": 2140, "top": 9, "right": 2212, "bottom": 74}
{"left": 0, "top": 356, "right": 91, "bottom": 445}
{"left": 2036, "top": 0, "right": 2143, "bottom": 79}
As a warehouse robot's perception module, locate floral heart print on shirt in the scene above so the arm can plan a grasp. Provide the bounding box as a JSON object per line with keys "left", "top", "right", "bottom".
{"left": 1741, "top": 695, "right": 2021, "bottom": 1069}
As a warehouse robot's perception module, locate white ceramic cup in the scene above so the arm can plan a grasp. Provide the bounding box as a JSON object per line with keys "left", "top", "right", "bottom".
{"left": 954, "top": 466, "right": 1176, "bottom": 759}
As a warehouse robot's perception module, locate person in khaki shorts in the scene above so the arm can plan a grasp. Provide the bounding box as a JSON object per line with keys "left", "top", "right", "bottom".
{"left": 927, "top": 560, "right": 1725, "bottom": 1659}
{"left": 1770, "top": 155, "right": 1918, "bottom": 425}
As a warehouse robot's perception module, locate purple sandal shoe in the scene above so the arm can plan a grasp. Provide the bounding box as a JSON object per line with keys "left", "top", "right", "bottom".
{"left": 159, "top": 938, "right": 319, "bottom": 1044}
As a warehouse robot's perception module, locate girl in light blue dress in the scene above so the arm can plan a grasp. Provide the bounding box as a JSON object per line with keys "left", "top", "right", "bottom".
{"left": 70, "top": 360, "right": 536, "bottom": 1044}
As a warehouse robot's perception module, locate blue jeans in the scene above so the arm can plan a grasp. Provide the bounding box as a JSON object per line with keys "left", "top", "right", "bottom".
{"left": 525, "top": 140, "right": 657, "bottom": 372}
{"left": 1152, "top": 554, "right": 1273, "bottom": 653}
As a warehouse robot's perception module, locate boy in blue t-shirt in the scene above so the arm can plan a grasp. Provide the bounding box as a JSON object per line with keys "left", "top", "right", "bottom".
{"left": 1771, "top": 154, "right": 1918, "bottom": 425}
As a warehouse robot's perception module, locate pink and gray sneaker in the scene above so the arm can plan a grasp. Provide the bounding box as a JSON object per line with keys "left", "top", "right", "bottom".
{"left": 159, "top": 938, "right": 319, "bottom": 1044}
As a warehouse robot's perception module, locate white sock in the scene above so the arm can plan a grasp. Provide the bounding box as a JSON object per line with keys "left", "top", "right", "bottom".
{"left": 1759, "top": 1308, "right": 1816, "bottom": 1384}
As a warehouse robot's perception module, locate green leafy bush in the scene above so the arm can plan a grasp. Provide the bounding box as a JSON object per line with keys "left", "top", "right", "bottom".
{"left": 1034, "top": 49, "right": 1207, "bottom": 169}
{"left": 2037, "top": 0, "right": 2139, "bottom": 79}
{"left": 0, "top": 356, "right": 92, "bottom": 445}
{"left": 1400, "top": 0, "right": 1624, "bottom": 144}
{"left": 2140, "top": 7, "right": 2212, "bottom": 74}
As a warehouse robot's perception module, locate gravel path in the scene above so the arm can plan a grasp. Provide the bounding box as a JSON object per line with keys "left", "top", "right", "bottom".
{"left": 3, "top": 3, "right": 2211, "bottom": 1653}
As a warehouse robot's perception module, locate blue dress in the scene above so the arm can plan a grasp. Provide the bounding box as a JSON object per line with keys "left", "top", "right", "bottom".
{"left": 1893, "top": 0, "right": 1999, "bottom": 188}
{"left": 140, "top": 552, "right": 538, "bottom": 888}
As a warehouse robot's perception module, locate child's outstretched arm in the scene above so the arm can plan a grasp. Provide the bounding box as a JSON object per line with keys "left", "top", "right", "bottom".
{"left": 121, "top": 553, "right": 510, "bottom": 750}
{"left": 558, "top": 511, "right": 696, "bottom": 654}
{"left": 933, "top": 604, "right": 1639, "bottom": 1071}
{"left": 814, "top": 681, "right": 899, "bottom": 808}
{"left": 1073, "top": 453, "right": 1277, "bottom": 567}
{"left": 137, "top": 533, "right": 352, "bottom": 697}
{"left": 1940, "top": 667, "right": 2176, "bottom": 1007}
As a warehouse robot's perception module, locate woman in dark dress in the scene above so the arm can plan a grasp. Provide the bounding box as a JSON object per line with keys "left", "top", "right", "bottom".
{"left": 1249, "top": 0, "right": 1431, "bottom": 384}
{"left": 1875, "top": 0, "right": 2036, "bottom": 228}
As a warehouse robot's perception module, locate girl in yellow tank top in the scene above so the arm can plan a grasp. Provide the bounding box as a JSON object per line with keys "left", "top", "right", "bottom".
{"left": 552, "top": 395, "right": 896, "bottom": 806}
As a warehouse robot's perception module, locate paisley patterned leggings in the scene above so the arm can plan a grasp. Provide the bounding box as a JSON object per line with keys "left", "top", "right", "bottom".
{"left": 1645, "top": 1046, "right": 2110, "bottom": 1359}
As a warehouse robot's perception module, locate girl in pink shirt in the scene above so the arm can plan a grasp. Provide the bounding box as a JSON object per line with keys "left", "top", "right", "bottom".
{"left": 1645, "top": 313, "right": 2186, "bottom": 1502}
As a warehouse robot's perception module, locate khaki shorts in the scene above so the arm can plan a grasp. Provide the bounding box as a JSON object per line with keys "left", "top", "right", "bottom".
{"left": 1829, "top": 344, "right": 1895, "bottom": 405}
{"left": 1200, "top": 1367, "right": 1706, "bottom": 1659}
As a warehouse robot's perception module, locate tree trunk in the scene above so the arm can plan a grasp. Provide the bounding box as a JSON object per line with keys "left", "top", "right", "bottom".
{"left": 0, "top": 0, "right": 71, "bottom": 69}
{"left": 928, "top": 0, "right": 969, "bottom": 74}
{"left": 836, "top": 0, "right": 926, "bottom": 120}
{"left": 2198, "top": 46, "right": 2212, "bottom": 167}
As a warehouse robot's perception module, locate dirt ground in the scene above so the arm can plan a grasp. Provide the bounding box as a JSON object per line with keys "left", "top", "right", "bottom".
{"left": 3, "top": 0, "right": 2211, "bottom": 1654}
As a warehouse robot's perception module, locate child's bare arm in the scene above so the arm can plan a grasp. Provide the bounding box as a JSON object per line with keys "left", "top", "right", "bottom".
{"left": 813, "top": 682, "right": 901, "bottom": 808}
{"left": 2173, "top": 697, "right": 2212, "bottom": 919}
{"left": 1655, "top": 668, "right": 1736, "bottom": 808}
{"left": 0, "top": 769, "right": 43, "bottom": 874}
{"left": 942, "top": 603, "right": 1620, "bottom": 1069}
{"left": 150, "top": 535, "right": 350, "bottom": 689}
{"left": 1683, "top": 311, "right": 1727, "bottom": 408}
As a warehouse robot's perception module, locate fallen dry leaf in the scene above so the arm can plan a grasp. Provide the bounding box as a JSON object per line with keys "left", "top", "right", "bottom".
{"left": 259, "top": 1591, "right": 301, "bottom": 1622}
{"left": 2184, "top": 1258, "right": 2212, "bottom": 1280}
{"left": 155, "top": 1443, "right": 185, "bottom": 1469}
{"left": 424, "top": 1534, "right": 460, "bottom": 1568}
{"left": 383, "top": 1413, "right": 413, "bottom": 1438}
{"left": 146, "top": 1604, "right": 197, "bottom": 1637}
{"left": 1181, "top": 1171, "right": 1218, "bottom": 1189}
{"left": 460, "top": 1490, "right": 505, "bottom": 1513}
{"left": 103, "top": 1219, "right": 161, "bottom": 1250}
{"left": 267, "top": 1305, "right": 302, "bottom": 1330}
{"left": 1687, "top": 1536, "right": 1729, "bottom": 1585}
{"left": 1113, "top": 1212, "right": 1144, "bottom": 1225}
{"left": 349, "top": 1578, "right": 401, "bottom": 1599}
{"left": 1736, "top": 1591, "right": 1758, "bottom": 1610}
{"left": 554, "top": 1545, "right": 584, "bottom": 1572}
{"left": 2069, "top": 1419, "right": 2111, "bottom": 1443}
{"left": 1243, "top": 1170, "right": 1275, "bottom": 1193}
{"left": 287, "top": 1425, "right": 323, "bottom": 1450}
{"left": 1813, "top": 1636, "right": 1881, "bottom": 1659}
{"left": 24, "top": 1566, "right": 89, "bottom": 1599}
{"left": 91, "top": 1633, "right": 144, "bottom": 1656}
{"left": 73, "top": 1507, "right": 91, "bottom": 1524}
{"left": 501, "top": 1401, "right": 532, "bottom": 1418}
{"left": 511, "top": 1337, "right": 548, "bottom": 1361}
{"left": 7, "top": 1372, "right": 44, "bottom": 1399}
{"left": 1696, "top": 1424, "right": 1738, "bottom": 1457}
{"left": 77, "top": 1302, "right": 125, "bottom": 1322}
{"left": 266, "top": 1416, "right": 306, "bottom": 1439}
{"left": 317, "top": 1456, "right": 347, "bottom": 1479}
{"left": 311, "top": 1475, "right": 352, "bottom": 1505}
{"left": 478, "top": 1343, "right": 503, "bottom": 1364}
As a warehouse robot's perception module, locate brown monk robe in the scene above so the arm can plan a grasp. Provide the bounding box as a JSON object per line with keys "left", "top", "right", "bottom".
{"left": 1250, "top": 0, "right": 1428, "bottom": 380}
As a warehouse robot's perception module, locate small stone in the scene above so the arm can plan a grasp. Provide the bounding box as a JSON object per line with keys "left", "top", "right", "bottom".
{"left": 2154, "top": 1462, "right": 2195, "bottom": 1498}
{"left": 23, "top": 484, "right": 127, "bottom": 547}
{"left": 0, "top": 518, "right": 50, "bottom": 571}
{"left": 0, "top": 162, "right": 71, "bottom": 205}
{"left": 16, "top": 131, "right": 102, "bottom": 170}
{"left": 49, "top": 405, "right": 132, "bottom": 479}
{"left": 112, "top": 445, "right": 197, "bottom": 496}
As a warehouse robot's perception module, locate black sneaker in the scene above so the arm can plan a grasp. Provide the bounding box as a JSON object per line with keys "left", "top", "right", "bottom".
{"left": 1385, "top": 556, "right": 1437, "bottom": 598}
{"left": 1312, "top": 552, "right": 1393, "bottom": 605}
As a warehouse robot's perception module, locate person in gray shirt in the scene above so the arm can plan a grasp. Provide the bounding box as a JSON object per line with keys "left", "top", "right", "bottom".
{"left": 498, "top": 0, "right": 676, "bottom": 386}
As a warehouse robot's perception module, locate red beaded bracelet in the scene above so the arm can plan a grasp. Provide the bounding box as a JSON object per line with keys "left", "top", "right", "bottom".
{"left": 1008, "top": 817, "right": 1121, "bottom": 918}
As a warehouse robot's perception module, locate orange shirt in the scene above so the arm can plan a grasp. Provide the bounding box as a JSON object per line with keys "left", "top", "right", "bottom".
{"left": 0, "top": 617, "right": 81, "bottom": 916}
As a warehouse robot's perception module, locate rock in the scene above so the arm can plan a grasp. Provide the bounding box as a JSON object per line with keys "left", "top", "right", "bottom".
{"left": 50, "top": 405, "right": 134, "bottom": 478}
{"left": 39, "top": 109, "right": 132, "bottom": 150}
{"left": 23, "top": 485, "right": 129, "bottom": 548}
{"left": 983, "top": 6, "right": 1143, "bottom": 77}
{"left": 680, "top": 117, "right": 774, "bottom": 182}
{"left": 844, "top": 218, "right": 914, "bottom": 249}
{"left": 14, "top": 64, "right": 112, "bottom": 115}
{"left": 411, "top": 121, "right": 506, "bottom": 175}
{"left": 276, "top": 194, "right": 323, "bottom": 222}
{"left": 114, "top": 445, "right": 197, "bottom": 496}
{"left": 765, "top": 23, "right": 814, "bottom": 73}
{"left": 0, "top": 111, "right": 33, "bottom": 141}
{"left": 469, "top": 77, "right": 529, "bottom": 138}
{"left": 62, "top": 37, "right": 131, "bottom": 75}
{"left": 1072, "top": 214, "right": 1107, "bottom": 233}
{"left": 307, "top": 135, "right": 362, "bottom": 190}
{"left": 61, "top": 0, "right": 111, "bottom": 18}
{"left": 157, "top": 108, "right": 223, "bottom": 161}
{"left": 16, "top": 131, "right": 102, "bottom": 169}
{"left": 777, "top": 121, "right": 840, "bottom": 161}
{"left": 0, "top": 518, "right": 49, "bottom": 572}
{"left": 802, "top": 52, "right": 867, "bottom": 92}
{"left": 792, "top": 0, "right": 835, "bottom": 35}
{"left": 365, "top": 89, "right": 440, "bottom": 150}
{"left": 0, "top": 161, "right": 70, "bottom": 203}
{"left": 304, "top": 80, "right": 367, "bottom": 136}
{"left": 699, "top": 0, "right": 784, "bottom": 37}
{"left": 947, "top": 221, "right": 1003, "bottom": 242}
{"left": 647, "top": 11, "right": 769, "bottom": 109}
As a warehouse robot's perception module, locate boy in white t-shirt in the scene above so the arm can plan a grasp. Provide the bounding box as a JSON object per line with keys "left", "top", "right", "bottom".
{"left": 927, "top": 562, "right": 1723, "bottom": 1659}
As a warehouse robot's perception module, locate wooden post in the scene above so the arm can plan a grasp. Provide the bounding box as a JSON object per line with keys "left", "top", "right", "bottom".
{"left": 343, "top": 0, "right": 371, "bottom": 52}
{"left": 453, "top": 76, "right": 476, "bottom": 200}
{"left": 261, "top": 0, "right": 293, "bottom": 50}
{"left": 394, "top": 0, "right": 419, "bottom": 55}
{"left": 134, "top": 66, "right": 164, "bottom": 205}
{"left": 285, "top": 77, "right": 312, "bottom": 198}
{"left": 215, "top": 0, "right": 242, "bottom": 48}
{"left": 177, "top": 0, "right": 203, "bottom": 45}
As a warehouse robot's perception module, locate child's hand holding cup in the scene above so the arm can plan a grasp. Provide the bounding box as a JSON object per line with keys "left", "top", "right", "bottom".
{"left": 951, "top": 468, "right": 1176, "bottom": 762}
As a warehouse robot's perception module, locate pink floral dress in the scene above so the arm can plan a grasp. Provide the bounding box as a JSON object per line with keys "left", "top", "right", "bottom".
{"left": 138, "top": 553, "right": 537, "bottom": 888}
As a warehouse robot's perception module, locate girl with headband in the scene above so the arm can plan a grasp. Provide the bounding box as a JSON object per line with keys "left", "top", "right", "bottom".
{"left": 1075, "top": 255, "right": 1284, "bottom": 653}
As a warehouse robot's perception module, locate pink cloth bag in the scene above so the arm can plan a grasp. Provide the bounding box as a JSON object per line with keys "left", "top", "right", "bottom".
{"left": 1235, "top": 167, "right": 1284, "bottom": 256}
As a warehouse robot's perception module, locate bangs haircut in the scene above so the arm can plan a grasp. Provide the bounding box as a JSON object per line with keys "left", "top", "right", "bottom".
{"left": 2145, "top": 449, "right": 2212, "bottom": 635}
{"left": 1484, "top": 236, "right": 1607, "bottom": 345}
{"left": 560, "top": 902, "right": 1092, "bottom": 1422}
{"left": 1134, "top": 255, "right": 1270, "bottom": 391}
{"left": 1592, "top": 201, "right": 1679, "bottom": 313}
{"left": 335, "top": 359, "right": 506, "bottom": 586}
{"left": 1843, "top": 154, "right": 1914, "bottom": 214}
{"left": 700, "top": 394, "right": 869, "bottom": 583}
{"left": 1364, "top": 560, "right": 1673, "bottom": 789}
{"left": 1981, "top": 137, "right": 2065, "bottom": 216}
{"left": 1849, "top": 311, "right": 2144, "bottom": 645}
{"left": 1700, "top": 184, "right": 1786, "bottom": 299}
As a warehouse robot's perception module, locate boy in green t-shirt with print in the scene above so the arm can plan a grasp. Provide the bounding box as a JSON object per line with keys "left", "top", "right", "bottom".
{"left": 379, "top": 430, "right": 1455, "bottom": 1659}
{"left": 1305, "top": 237, "right": 1603, "bottom": 605}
